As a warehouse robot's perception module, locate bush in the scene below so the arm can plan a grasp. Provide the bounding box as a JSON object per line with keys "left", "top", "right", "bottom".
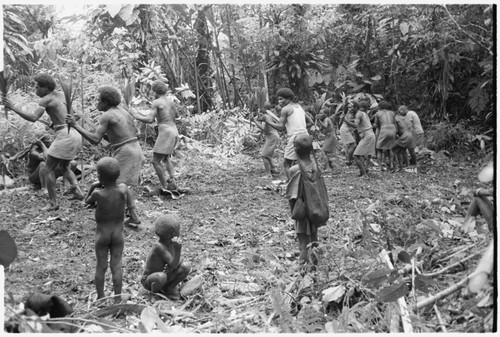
{"left": 425, "top": 121, "right": 486, "bottom": 153}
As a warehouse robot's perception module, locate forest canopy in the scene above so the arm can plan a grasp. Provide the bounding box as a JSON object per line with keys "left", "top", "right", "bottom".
{"left": 2, "top": 4, "right": 495, "bottom": 153}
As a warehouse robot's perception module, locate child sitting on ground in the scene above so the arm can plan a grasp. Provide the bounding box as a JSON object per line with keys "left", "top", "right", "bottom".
{"left": 141, "top": 214, "right": 191, "bottom": 300}
{"left": 85, "top": 157, "right": 141, "bottom": 303}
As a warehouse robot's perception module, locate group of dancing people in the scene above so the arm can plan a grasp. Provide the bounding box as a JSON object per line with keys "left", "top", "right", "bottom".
{"left": 251, "top": 91, "right": 425, "bottom": 179}
{"left": 4, "top": 73, "right": 180, "bottom": 211}
{"left": 4, "top": 73, "right": 191, "bottom": 302}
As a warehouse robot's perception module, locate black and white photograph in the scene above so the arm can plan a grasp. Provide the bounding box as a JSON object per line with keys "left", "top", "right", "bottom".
{"left": 1, "top": 2, "right": 496, "bottom": 333}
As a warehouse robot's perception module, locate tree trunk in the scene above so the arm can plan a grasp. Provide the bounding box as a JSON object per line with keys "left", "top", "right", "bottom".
{"left": 195, "top": 6, "right": 213, "bottom": 112}
{"left": 225, "top": 5, "right": 240, "bottom": 107}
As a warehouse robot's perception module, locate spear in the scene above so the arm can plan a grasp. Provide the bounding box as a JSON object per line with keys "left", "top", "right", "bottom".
{"left": 0, "top": 65, "right": 14, "bottom": 119}
{"left": 58, "top": 76, "right": 75, "bottom": 134}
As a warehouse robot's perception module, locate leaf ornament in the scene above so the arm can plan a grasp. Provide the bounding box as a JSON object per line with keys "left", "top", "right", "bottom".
{"left": 0, "top": 65, "right": 14, "bottom": 119}
{"left": 121, "top": 78, "right": 136, "bottom": 107}
{"left": 58, "top": 77, "right": 75, "bottom": 134}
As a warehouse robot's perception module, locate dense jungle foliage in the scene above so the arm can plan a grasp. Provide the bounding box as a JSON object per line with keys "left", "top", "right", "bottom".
{"left": 2, "top": 4, "right": 494, "bottom": 147}
{"left": 1, "top": 4, "right": 496, "bottom": 333}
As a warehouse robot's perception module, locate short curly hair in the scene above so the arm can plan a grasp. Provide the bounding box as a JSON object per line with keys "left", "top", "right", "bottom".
{"left": 358, "top": 100, "right": 370, "bottom": 110}
{"left": 98, "top": 86, "right": 121, "bottom": 107}
{"left": 96, "top": 157, "right": 120, "bottom": 183}
{"left": 34, "top": 73, "right": 56, "bottom": 92}
{"left": 154, "top": 215, "right": 180, "bottom": 239}
{"left": 378, "top": 100, "right": 392, "bottom": 110}
{"left": 294, "top": 133, "right": 313, "bottom": 156}
{"left": 276, "top": 88, "right": 295, "bottom": 100}
{"left": 398, "top": 105, "right": 409, "bottom": 114}
{"left": 152, "top": 80, "right": 168, "bottom": 95}
{"left": 349, "top": 100, "right": 359, "bottom": 110}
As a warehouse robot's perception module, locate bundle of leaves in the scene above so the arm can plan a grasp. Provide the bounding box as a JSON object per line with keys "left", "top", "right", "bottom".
{"left": 121, "top": 78, "right": 136, "bottom": 107}
{"left": 0, "top": 65, "right": 14, "bottom": 118}
{"left": 58, "top": 77, "right": 74, "bottom": 134}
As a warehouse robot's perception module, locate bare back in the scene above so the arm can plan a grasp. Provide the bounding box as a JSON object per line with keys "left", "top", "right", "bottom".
{"left": 153, "top": 96, "right": 177, "bottom": 125}
{"left": 395, "top": 115, "right": 410, "bottom": 134}
{"left": 100, "top": 106, "right": 138, "bottom": 144}
{"left": 38, "top": 92, "right": 69, "bottom": 126}
{"left": 375, "top": 109, "right": 396, "bottom": 128}
{"left": 88, "top": 184, "right": 130, "bottom": 232}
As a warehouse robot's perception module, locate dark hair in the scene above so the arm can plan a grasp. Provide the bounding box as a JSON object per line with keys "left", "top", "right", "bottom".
{"left": 378, "top": 100, "right": 392, "bottom": 110}
{"left": 98, "top": 86, "right": 121, "bottom": 107}
{"left": 154, "top": 215, "right": 180, "bottom": 239}
{"left": 358, "top": 100, "right": 370, "bottom": 110}
{"left": 34, "top": 73, "right": 56, "bottom": 92}
{"left": 97, "top": 157, "right": 120, "bottom": 183}
{"left": 152, "top": 80, "right": 168, "bottom": 95}
{"left": 276, "top": 88, "right": 295, "bottom": 100}
{"left": 294, "top": 133, "right": 313, "bottom": 156}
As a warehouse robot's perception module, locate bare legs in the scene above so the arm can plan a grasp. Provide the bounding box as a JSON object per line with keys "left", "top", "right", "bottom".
{"left": 353, "top": 155, "right": 367, "bottom": 176}
{"left": 322, "top": 151, "right": 335, "bottom": 171}
{"left": 41, "top": 156, "right": 83, "bottom": 210}
{"left": 262, "top": 156, "right": 278, "bottom": 177}
{"left": 297, "top": 230, "right": 318, "bottom": 265}
{"left": 144, "top": 261, "right": 192, "bottom": 300}
{"left": 95, "top": 239, "right": 124, "bottom": 303}
{"left": 284, "top": 158, "right": 293, "bottom": 180}
{"left": 153, "top": 153, "right": 175, "bottom": 189}
{"left": 467, "top": 197, "right": 494, "bottom": 231}
{"left": 345, "top": 143, "right": 356, "bottom": 164}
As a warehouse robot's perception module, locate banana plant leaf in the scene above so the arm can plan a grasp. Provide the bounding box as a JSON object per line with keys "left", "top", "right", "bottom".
{"left": 0, "top": 65, "right": 14, "bottom": 119}
{"left": 58, "top": 77, "right": 75, "bottom": 134}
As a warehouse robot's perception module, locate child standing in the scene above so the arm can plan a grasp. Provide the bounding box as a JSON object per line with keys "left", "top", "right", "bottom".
{"left": 286, "top": 133, "right": 329, "bottom": 265}
{"left": 85, "top": 157, "right": 141, "bottom": 303}
{"left": 250, "top": 104, "right": 280, "bottom": 178}
{"left": 141, "top": 214, "right": 191, "bottom": 300}
{"left": 339, "top": 102, "right": 357, "bottom": 166}
{"left": 317, "top": 110, "right": 337, "bottom": 171}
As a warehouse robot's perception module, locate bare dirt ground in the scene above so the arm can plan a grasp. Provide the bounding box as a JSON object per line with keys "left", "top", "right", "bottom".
{"left": 1, "top": 143, "right": 494, "bottom": 333}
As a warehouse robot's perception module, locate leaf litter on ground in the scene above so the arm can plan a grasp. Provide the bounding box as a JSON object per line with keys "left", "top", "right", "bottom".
{"left": 1, "top": 144, "right": 494, "bottom": 332}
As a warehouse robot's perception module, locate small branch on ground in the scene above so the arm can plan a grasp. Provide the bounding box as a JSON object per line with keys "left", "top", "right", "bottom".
{"left": 416, "top": 276, "right": 469, "bottom": 309}
{"left": 423, "top": 252, "right": 481, "bottom": 277}
{"left": 433, "top": 304, "right": 447, "bottom": 332}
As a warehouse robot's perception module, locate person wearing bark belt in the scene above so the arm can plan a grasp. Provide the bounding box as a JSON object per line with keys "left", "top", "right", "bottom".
{"left": 4, "top": 73, "right": 84, "bottom": 210}
{"left": 66, "top": 86, "right": 144, "bottom": 187}
{"left": 128, "top": 80, "right": 180, "bottom": 190}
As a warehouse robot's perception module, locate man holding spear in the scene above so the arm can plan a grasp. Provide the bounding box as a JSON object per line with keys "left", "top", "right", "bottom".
{"left": 3, "top": 73, "right": 84, "bottom": 210}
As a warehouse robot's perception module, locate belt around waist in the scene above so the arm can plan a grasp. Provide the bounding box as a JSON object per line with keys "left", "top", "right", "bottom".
{"left": 109, "top": 137, "right": 138, "bottom": 151}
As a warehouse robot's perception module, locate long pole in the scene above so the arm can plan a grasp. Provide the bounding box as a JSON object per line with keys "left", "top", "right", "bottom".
{"left": 80, "top": 64, "right": 85, "bottom": 182}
